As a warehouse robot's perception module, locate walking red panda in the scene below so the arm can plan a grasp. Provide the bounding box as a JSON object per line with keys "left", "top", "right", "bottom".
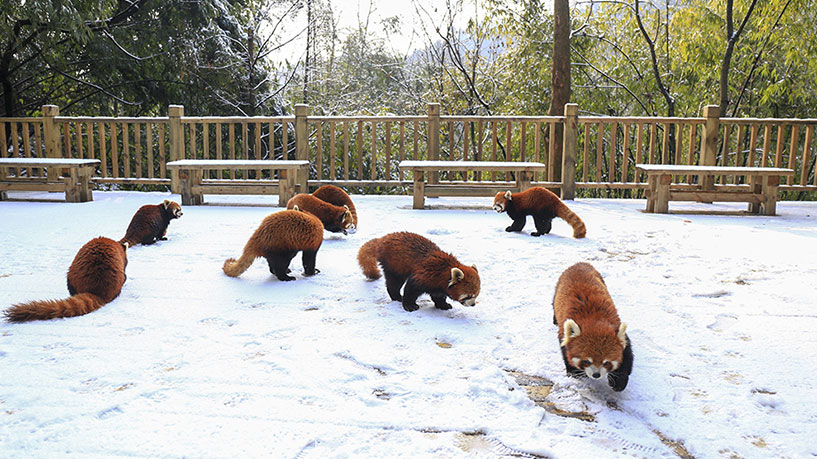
{"left": 4, "top": 237, "right": 128, "bottom": 322}
{"left": 357, "top": 231, "right": 480, "bottom": 311}
{"left": 120, "top": 199, "right": 183, "bottom": 246}
{"left": 286, "top": 193, "right": 354, "bottom": 234}
{"left": 493, "top": 187, "right": 586, "bottom": 238}
{"left": 223, "top": 207, "right": 324, "bottom": 281}
{"left": 312, "top": 185, "right": 357, "bottom": 231}
{"left": 552, "top": 262, "right": 633, "bottom": 391}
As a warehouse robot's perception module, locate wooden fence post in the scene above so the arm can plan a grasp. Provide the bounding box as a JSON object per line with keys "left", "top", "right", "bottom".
{"left": 561, "top": 103, "right": 579, "bottom": 200}
{"left": 700, "top": 104, "right": 720, "bottom": 191}
{"left": 427, "top": 103, "right": 440, "bottom": 184}
{"left": 42, "top": 105, "right": 60, "bottom": 182}
{"left": 295, "top": 104, "right": 309, "bottom": 192}
{"left": 168, "top": 105, "right": 184, "bottom": 193}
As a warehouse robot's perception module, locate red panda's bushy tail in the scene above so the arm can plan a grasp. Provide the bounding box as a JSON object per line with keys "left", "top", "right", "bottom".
{"left": 5, "top": 293, "right": 108, "bottom": 322}
{"left": 556, "top": 203, "right": 587, "bottom": 239}
{"left": 222, "top": 243, "right": 258, "bottom": 278}
{"left": 357, "top": 238, "right": 382, "bottom": 280}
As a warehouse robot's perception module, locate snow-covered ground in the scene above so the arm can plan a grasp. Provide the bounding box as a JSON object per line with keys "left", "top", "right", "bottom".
{"left": 1, "top": 190, "right": 815, "bottom": 458}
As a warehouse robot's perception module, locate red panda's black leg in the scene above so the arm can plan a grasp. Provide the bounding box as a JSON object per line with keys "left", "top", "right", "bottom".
{"left": 608, "top": 336, "right": 633, "bottom": 391}
{"left": 506, "top": 217, "right": 526, "bottom": 233}
{"left": 401, "top": 277, "right": 423, "bottom": 311}
{"left": 431, "top": 293, "right": 452, "bottom": 310}
{"left": 383, "top": 269, "right": 404, "bottom": 301}
{"left": 267, "top": 251, "right": 297, "bottom": 281}
{"left": 302, "top": 250, "right": 320, "bottom": 276}
{"left": 531, "top": 215, "right": 553, "bottom": 237}
{"left": 67, "top": 279, "right": 77, "bottom": 296}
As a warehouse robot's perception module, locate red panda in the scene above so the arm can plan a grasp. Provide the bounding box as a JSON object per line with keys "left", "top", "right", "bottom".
{"left": 223, "top": 207, "right": 324, "bottom": 281}
{"left": 552, "top": 262, "right": 633, "bottom": 391}
{"left": 120, "top": 199, "right": 183, "bottom": 246}
{"left": 286, "top": 193, "right": 354, "bottom": 234}
{"left": 357, "top": 231, "right": 480, "bottom": 312}
{"left": 493, "top": 187, "right": 586, "bottom": 238}
{"left": 4, "top": 237, "right": 128, "bottom": 322}
{"left": 312, "top": 185, "right": 357, "bottom": 231}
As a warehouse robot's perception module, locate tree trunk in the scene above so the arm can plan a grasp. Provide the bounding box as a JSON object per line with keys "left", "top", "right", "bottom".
{"left": 547, "top": 0, "right": 571, "bottom": 181}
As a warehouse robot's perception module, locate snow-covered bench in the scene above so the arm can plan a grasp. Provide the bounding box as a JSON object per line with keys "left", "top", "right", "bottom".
{"left": 636, "top": 164, "right": 795, "bottom": 215}
{"left": 166, "top": 159, "right": 310, "bottom": 206}
{"left": 0, "top": 158, "right": 99, "bottom": 202}
{"left": 398, "top": 160, "right": 549, "bottom": 209}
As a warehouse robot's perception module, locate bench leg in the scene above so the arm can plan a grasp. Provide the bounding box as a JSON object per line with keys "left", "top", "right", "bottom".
{"left": 654, "top": 174, "right": 671, "bottom": 213}
{"left": 0, "top": 190, "right": 7, "bottom": 201}
{"left": 413, "top": 170, "right": 425, "bottom": 209}
{"left": 645, "top": 175, "right": 657, "bottom": 212}
{"left": 278, "top": 169, "right": 296, "bottom": 207}
{"left": 178, "top": 169, "right": 202, "bottom": 206}
{"left": 64, "top": 167, "right": 80, "bottom": 202}
{"left": 77, "top": 167, "right": 93, "bottom": 202}
{"left": 748, "top": 175, "right": 762, "bottom": 214}
{"left": 761, "top": 175, "right": 779, "bottom": 216}
{"left": 516, "top": 171, "right": 532, "bottom": 192}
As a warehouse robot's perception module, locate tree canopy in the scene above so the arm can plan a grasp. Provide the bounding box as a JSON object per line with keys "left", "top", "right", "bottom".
{"left": 2, "top": 0, "right": 815, "bottom": 118}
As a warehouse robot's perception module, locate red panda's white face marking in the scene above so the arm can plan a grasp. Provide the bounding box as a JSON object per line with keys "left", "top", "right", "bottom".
{"left": 163, "top": 199, "right": 183, "bottom": 218}
{"left": 563, "top": 319, "right": 625, "bottom": 380}
{"left": 572, "top": 357, "right": 620, "bottom": 379}
{"left": 448, "top": 266, "right": 480, "bottom": 306}
{"left": 492, "top": 191, "right": 512, "bottom": 213}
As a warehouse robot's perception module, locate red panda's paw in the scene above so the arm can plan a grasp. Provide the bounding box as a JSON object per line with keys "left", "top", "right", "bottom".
{"left": 303, "top": 268, "right": 320, "bottom": 276}
{"left": 434, "top": 302, "right": 452, "bottom": 310}
{"left": 530, "top": 232, "right": 543, "bottom": 237}
{"left": 402, "top": 302, "right": 420, "bottom": 312}
{"left": 276, "top": 273, "right": 296, "bottom": 281}
{"left": 609, "top": 373, "right": 629, "bottom": 392}
{"left": 505, "top": 226, "right": 515, "bottom": 232}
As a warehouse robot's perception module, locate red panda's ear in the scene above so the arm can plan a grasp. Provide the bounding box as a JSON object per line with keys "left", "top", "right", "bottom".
{"left": 293, "top": 205, "right": 301, "bottom": 212}
{"left": 562, "top": 319, "right": 581, "bottom": 347}
{"left": 448, "top": 267, "right": 464, "bottom": 287}
{"left": 504, "top": 190, "right": 512, "bottom": 200}
{"left": 163, "top": 199, "right": 171, "bottom": 209}
{"left": 617, "top": 323, "right": 628, "bottom": 348}
{"left": 344, "top": 204, "right": 349, "bottom": 211}
{"left": 471, "top": 264, "right": 477, "bottom": 273}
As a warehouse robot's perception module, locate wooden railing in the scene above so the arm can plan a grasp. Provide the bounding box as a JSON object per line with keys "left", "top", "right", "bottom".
{"left": 2, "top": 103, "right": 816, "bottom": 198}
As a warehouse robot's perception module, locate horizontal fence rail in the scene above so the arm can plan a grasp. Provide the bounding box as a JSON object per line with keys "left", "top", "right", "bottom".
{"left": 2, "top": 104, "right": 816, "bottom": 198}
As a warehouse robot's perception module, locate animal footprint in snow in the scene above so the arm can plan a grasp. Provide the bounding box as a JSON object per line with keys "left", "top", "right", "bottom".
{"left": 706, "top": 313, "right": 738, "bottom": 332}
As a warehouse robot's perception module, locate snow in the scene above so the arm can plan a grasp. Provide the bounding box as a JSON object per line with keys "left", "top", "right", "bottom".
{"left": 1, "top": 190, "right": 816, "bottom": 458}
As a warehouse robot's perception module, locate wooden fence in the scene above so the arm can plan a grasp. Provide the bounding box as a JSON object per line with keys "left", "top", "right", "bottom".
{"left": 2, "top": 103, "right": 816, "bottom": 198}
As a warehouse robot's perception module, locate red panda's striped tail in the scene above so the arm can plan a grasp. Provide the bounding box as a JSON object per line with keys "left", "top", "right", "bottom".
{"left": 556, "top": 203, "right": 586, "bottom": 239}
{"left": 5, "top": 293, "right": 107, "bottom": 322}
{"left": 222, "top": 244, "right": 257, "bottom": 277}
{"left": 357, "top": 238, "right": 382, "bottom": 280}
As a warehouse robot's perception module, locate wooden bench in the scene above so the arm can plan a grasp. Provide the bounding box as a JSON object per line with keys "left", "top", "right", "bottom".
{"left": 0, "top": 158, "right": 99, "bottom": 202}
{"left": 399, "top": 160, "right": 548, "bottom": 209}
{"left": 166, "top": 159, "right": 310, "bottom": 206}
{"left": 636, "top": 164, "right": 795, "bottom": 216}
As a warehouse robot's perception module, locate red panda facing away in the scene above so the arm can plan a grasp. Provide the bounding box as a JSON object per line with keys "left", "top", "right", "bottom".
{"left": 286, "top": 193, "right": 354, "bottom": 234}
{"left": 552, "top": 262, "right": 633, "bottom": 391}
{"left": 357, "top": 232, "right": 480, "bottom": 312}
{"left": 5, "top": 237, "right": 128, "bottom": 322}
{"left": 223, "top": 208, "right": 324, "bottom": 281}
{"left": 120, "top": 199, "right": 183, "bottom": 246}
{"left": 311, "top": 185, "right": 357, "bottom": 231}
{"left": 493, "top": 187, "right": 586, "bottom": 238}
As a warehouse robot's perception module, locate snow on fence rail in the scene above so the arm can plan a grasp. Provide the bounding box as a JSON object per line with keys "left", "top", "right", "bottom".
{"left": 2, "top": 104, "right": 816, "bottom": 197}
